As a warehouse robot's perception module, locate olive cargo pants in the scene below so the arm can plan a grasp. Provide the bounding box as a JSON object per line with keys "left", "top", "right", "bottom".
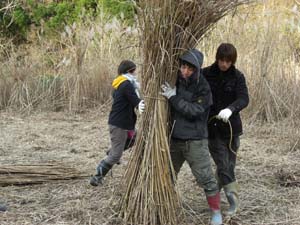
{"left": 170, "top": 139, "right": 219, "bottom": 196}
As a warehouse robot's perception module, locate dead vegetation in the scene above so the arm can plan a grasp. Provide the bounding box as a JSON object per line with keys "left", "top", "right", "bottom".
{"left": 0, "top": 164, "right": 88, "bottom": 186}
{"left": 276, "top": 169, "right": 300, "bottom": 188}
{"left": 0, "top": 0, "right": 300, "bottom": 225}
{"left": 0, "top": 112, "right": 299, "bottom": 225}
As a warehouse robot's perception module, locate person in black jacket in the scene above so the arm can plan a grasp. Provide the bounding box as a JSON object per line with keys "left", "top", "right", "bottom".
{"left": 203, "top": 43, "right": 249, "bottom": 216}
{"left": 161, "top": 49, "right": 222, "bottom": 225}
{"left": 90, "top": 60, "right": 145, "bottom": 186}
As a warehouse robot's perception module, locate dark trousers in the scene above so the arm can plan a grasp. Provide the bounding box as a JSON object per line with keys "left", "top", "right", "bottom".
{"left": 208, "top": 136, "right": 240, "bottom": 187}
{"left": 170, "top": 139, "right": 219, "bottom": 196}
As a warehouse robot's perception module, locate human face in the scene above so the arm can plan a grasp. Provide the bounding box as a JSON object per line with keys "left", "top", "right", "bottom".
{"left": 218, "top": 59, "right": 232, "bottom": 72}
{"left": 180, "top": 64, "right": 195, "bottom": 79}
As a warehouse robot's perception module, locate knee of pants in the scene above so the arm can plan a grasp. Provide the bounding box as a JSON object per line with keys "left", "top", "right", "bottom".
{"left": 106, "top": 151, "right": 123, "bottom": 165}
{"left": 217, "top": 170, "right": 235, "bottom": 183}
{"left": 217, "top": 163, "right": 232, "bottom": 173}
{"left": 199, "top": 178, "right": 219, "bottom": 194}
{"left": 193, "top": 166, "right": 217, "bottom": 187}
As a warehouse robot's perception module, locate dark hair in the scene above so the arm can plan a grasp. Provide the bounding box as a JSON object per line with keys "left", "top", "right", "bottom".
{"left": 127, "top": 68, "right": 136, "bottom": 74}
{"left": 216, "top": 43, "right": 237, "bottom": 64}
{"left": 118, "top": 60, "right": 136, "bottom": 74}
{"left": 179, "top": 60, "right": 196, "bottom": 70}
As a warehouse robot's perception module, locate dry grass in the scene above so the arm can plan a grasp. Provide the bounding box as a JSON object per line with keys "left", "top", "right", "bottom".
{"left": 0, "top": 1, "right": 300, "bottom": 224}
{"left": 0, "top": 17, "right": 139, "bottom": 112}
{"left": 0, "top": 1, "right": 16, "bottom": 13}
{"left": 1, "top": 1, "right": 299, "bottom": 124}
{"left": 0, "top": 111, "right": 299, "bottom": 225}
{"left": 200, "top": 0, "right": 300, "bottom": 122}
{"left": 0, "top": 164, "right": 88, "bottom": 186}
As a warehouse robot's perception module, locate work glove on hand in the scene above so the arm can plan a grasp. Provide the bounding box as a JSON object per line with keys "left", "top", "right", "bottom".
{"left": 138, "top": 100, "right": 145, "bottom": 114}
{"left": 161, "top": 82, "right": 176, "bottom": 99}
{"left": 217, "top": 108, "right": 232, "bottom": 122}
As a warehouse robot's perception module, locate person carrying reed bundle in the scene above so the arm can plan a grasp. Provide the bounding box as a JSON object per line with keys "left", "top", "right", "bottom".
{"left": 90, "top": 60, "right": 145, "bottom": 186}
{"left": 161, "top": 49, "right": 222, "bottom": 225}
{"left": 203, "top": 43, "right": 249, "bottom": 216}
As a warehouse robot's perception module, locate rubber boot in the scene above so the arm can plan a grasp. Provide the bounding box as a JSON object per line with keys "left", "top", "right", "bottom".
{"left": 90, "top": 160, "right": 112, "bottom": 186}
{"left": 224, "top": 182, "right": 239, "bottom": 216}
{"left": 206, "top": 192, "right": 223, "bottom": 225}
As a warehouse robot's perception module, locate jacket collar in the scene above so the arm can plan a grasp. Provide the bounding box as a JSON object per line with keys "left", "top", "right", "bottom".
{"left": 211, "top": 62, "right": 236, "bottom": 78}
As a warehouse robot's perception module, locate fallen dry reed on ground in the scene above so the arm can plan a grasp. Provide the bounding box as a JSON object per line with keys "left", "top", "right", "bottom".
{"left": 0, "top": 164, "right": 88, "bottom": 186}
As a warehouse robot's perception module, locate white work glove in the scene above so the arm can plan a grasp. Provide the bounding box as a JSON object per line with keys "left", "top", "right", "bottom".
{"left": 217, "top": 108, "right": 232, "bottom": 122}
{"left": 138, "top": 100, "right": 145, "bottom": 114}
{"left": 161, "top": 82, "right": 176, "bottom": 99}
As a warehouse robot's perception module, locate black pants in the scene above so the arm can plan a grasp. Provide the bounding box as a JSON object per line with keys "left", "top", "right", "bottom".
{"left": 208, "top": 136, "right": 240, "bottom": 186}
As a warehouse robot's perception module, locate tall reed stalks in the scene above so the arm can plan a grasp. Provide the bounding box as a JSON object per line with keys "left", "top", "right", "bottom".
{"left": 119, "top": 1, "right": 251, "bottom": 224}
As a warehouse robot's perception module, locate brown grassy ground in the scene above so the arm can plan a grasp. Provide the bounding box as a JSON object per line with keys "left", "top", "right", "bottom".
{"left": 0, "top": 111, "right": 299, "bottom": 225}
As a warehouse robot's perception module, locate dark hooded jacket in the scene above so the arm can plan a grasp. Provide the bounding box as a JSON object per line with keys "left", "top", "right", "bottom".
{"left": 108, "top": 75, "right": 141, "bottom": 130}
{"left": 169, "top": 49, "right": 213, "bottom": 140}
{"left": 203, "top": 62, "right": 249, "bottom": 138}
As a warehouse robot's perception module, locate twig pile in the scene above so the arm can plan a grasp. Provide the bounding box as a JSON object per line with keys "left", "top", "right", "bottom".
{"left": 119, "top": 1, "right": 252, "bottom": 224}
{"left": 0, "top": 164, "right": 87, "bottom": 186}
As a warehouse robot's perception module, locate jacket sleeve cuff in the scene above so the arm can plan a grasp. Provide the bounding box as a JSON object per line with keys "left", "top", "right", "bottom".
{"left": 227, "top": 105, "right": 236, "bottom": 113}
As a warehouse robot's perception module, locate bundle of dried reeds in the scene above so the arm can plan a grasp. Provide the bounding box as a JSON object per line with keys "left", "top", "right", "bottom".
{"left": 119, "top": 1, "right": 252, "bottom": 224}
{"left": 0, "top": 164, "right": 87, "bottom": 186}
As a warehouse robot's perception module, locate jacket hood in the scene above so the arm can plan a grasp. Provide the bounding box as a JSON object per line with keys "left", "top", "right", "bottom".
{"left": 112, "top": 75, "right": 128, "bottom": 89}
{"left": 179, "top": 49, "right": 204, "bottom": 72}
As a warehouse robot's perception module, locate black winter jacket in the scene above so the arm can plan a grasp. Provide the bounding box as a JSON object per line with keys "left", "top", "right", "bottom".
{"left": 108, "top": 76, "right": 141, "bottom": 130}
{"left": 169, "top": 49, "right": 213, "bottom": 140}
{"left": 203, "top": 62, "right": 249, "bottom": 138}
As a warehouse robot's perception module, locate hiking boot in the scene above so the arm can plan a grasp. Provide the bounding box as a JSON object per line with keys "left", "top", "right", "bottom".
{"left": 90, "top": 175, "right": 103, "bottom": 186}
{"left": 224, "top": 182, "right": 239, "bottom": 216}
{"left": 106, "top": 150, "right": 121, "bottom": 165}
{"left": 89, "top": 160, "right": 112, "bottom": 186}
